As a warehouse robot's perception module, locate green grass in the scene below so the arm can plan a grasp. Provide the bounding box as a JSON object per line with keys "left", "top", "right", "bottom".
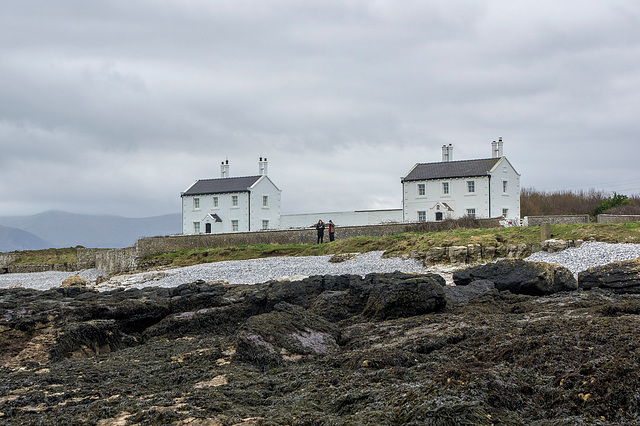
{"left": 11, "top": 247, "right": 79, "bottom": 265}
{"left": 143, "top": 222, "right": 640, "bottom": 269}
{"left": 8, "top": 222, "right": 640, "bottom": 269}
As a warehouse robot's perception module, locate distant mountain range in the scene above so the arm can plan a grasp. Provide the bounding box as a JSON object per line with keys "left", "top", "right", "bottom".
{"left": 0, "top": 210, "right": 182, "bottom": 252}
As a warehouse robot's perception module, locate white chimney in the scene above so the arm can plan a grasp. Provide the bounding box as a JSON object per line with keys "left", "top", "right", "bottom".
{"left": 492, "top": 137, "right": 504, "bottom": 158}
{"left": 258, "top": 157, "right": 268, "bottom": 176}
{"left": 442, "top": 144, "right": 453, "bottom": 162}
{"left": 220, "top": 160, "right": 230, "bottom": 178}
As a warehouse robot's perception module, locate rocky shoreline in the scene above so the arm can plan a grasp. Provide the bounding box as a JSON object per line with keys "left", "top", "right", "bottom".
{"left": 2, "top": 252, "right": 640, "bottom": 424}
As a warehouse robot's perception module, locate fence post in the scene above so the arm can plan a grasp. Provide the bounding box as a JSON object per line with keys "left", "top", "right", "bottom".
{"left": 540, "top": 222, "right": 551, "bottom": 241}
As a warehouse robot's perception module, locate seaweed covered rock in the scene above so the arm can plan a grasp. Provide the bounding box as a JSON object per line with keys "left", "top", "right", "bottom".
{"left": 578, "top": 258, "right": 640, "bottom": 293}
{"left": 444, "top": 279, "right": 497, "bottom": 303}
{"left": 360, "top": 272, "right": 446, "bottom": 320}
{"left": 235, "top": 302, "right": 340, "bottom": 369}
{"left": 453, "top": 259, "right": 577, "bottom": 295}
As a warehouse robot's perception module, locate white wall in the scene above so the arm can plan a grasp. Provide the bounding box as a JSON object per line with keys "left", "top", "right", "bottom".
{"left": 248, "top": 177, "right": 281, "bottom": 231}
{"left": 403, "top": 176, "right": 491, "bottom": 222}
{"left": 489, "top": 158, "right": 521, "bottom": 220}
{"left": 281, "top": 209, "right": 402, "bottom": 229}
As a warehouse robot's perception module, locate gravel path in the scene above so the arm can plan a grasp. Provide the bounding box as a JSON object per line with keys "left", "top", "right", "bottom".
{"left": 2, "top": 242, "right": 639, "bottom": 291}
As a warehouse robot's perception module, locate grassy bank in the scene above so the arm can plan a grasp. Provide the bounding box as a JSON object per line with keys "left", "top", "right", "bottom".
{"left": 145, "top": 222, "right": 640, "bottom": 268}
{"left": 6, "top": 222, "right": 640, "bottom": 268}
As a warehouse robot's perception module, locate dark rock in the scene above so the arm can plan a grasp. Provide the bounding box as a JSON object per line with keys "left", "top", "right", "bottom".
{"left": 234, "top": 302, "right": 340, "bottom": 369}
{"left": 578, "top": 258, "right": 640, "bottom": 293}
{"left": 360, "top": 272, "right": 446, "bottom": 320}
{"left": 453, "top": 259, "right": 577, "bottom": 295}
{"left": 445, "top": 279, "right": 497, "bottom": 303}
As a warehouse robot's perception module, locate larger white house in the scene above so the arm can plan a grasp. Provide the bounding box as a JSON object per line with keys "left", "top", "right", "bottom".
{"left": 181, "top": 158, "right": 281, "bottom": 234}
{"left": 401, "top": 139, "right": 520, "bottom": 222}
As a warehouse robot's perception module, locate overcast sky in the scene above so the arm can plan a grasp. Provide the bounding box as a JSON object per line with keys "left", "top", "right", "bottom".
{"left": 1, "top": 0, "right": 639, "bottom": 218}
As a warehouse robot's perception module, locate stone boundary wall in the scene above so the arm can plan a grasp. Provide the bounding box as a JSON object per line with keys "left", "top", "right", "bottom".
{"left": 523, "top": 215, "right": 591, "bottom": 226}
{"left": 597, "top": 214, "right": 640, "bottom": 223}
{"left": 77, "top": 247, "right": 139, "bottom": 274}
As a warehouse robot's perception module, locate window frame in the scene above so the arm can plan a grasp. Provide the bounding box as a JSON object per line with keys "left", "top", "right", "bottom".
{"left": 442, "top": 182, "right": 449, "bottom": 195}
{"left": 213, "top": 196, "right": 219, "bottom": 208}
{"left": 466, "top": 208, "right": 476, "bottom": 218}
{"left": 231, "top": 195, "right": 239, "bottom": 207}
{"left": 193, "top": 197, "right": 200, "bottom": 210}
{"left": 193, "top": 222, "right": 200, "bottom": 233}
{"left": 466, "top": 180, "right": 475, "bottom": 193}
{"left": 417, "top": 211, "right": 426, "bottom": 222}
{"left": 231, "top": 220, "right": 239, "bottom": 232}
{"left": 417, "top": 183, "right": 426, "bottom": 196}
{"left": 502, "top": 180, "right": 508, "bottom": 194}
{"left": 262, "top": 219, "right": 269, "bottom": 230}
{"left": 262, "top": 195, "right": 269, "bottom": 208}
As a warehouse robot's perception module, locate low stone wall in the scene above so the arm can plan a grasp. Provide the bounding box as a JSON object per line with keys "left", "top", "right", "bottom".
{"left": 597, "top": 214, "right": 640, "bottom": 223}
{"left": 523, "top": 215, "right": 591, "bottom": 226}
{"left": 78, "top": 247, "right": 139, "bottom": 275}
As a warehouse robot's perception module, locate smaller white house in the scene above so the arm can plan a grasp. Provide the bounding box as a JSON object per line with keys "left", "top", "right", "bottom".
{"left": 401, "top": 138, "right": 521, "bottom": 222}
{"left": 181, "top": 158, "right": 281, "bottom": 234}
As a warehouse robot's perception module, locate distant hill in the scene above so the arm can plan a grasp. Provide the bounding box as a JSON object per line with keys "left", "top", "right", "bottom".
{"left": 0, "top": 211, "right": 182, "bottom": 249}
{"left": 0, "top": 225, "right": 54, "bottom": 252}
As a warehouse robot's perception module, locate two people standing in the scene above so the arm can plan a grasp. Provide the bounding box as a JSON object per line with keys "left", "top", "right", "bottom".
{"left": 315, "top": 220, "right": 335, "bottom": 243}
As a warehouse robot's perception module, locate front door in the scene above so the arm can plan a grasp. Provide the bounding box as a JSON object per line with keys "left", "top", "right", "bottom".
{"left": 205, "top": 223, "right": 212, "bottom": 233}
{"left": 435, "top": 212, "right": 443, "bottom": 221}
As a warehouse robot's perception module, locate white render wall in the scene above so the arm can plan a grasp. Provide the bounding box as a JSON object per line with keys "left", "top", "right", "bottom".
{"left": 281, "top": 209, "right": 403, "bottom": 229}
{"left": 248, "top": 177, "right": 282, "bottom": 231}
{"left": 403, "top": 176, "right": 491, "bottom": 222}
{"left": 489, "top": 158, "right": 521, "bottom": 220}
{"left": 182, "top": 192, "right": 250, "bottom": 234}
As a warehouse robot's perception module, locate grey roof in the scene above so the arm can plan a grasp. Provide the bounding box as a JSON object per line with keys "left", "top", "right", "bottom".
{"left": 182, "top": 176, "right": 262, "bottom": 196}
{"left": 402, "top": 158, "right": 501, "bottom": 182}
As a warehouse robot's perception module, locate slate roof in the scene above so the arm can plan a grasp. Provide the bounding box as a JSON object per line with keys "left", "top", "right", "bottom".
{"left": 401, "top": 158, "right": 501, "bottom": 182}
{"left": 182, "top": 176, "right": 262, "bottom": 196}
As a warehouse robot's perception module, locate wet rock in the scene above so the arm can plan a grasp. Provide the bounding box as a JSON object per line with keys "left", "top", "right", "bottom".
{"left": 360, "top": 272, "right": 446, "bottom": 320}
{"left": 453, "top": 259, "right": 578, "bottom": 295}
{"left": 234, "top": 302, "right": 339, "bottom": 369}
{"left": 578, "top": 258, "right": 640, "bottom": 293}
{"left": 444, "top": 280, "right": 497, "bottom": 303}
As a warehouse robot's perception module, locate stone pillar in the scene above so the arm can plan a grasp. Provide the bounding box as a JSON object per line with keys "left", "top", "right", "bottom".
{"left": 540, "top": 222, "right": 551, "bottom": 241}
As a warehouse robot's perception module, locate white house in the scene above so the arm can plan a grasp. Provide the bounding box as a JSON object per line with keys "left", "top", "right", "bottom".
{"left": 401, "top": 138, "right": 520, "bottom": 222}
{"left": 181, "top": 158, "right": 281, "bottom": 234}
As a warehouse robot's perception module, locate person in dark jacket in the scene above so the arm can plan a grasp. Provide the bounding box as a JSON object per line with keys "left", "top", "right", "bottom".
{"left": 316, "top": 220, "right": 325, "bottom": 244}
{"left": 328, "top": 220, "right": 335, "bottom": 242}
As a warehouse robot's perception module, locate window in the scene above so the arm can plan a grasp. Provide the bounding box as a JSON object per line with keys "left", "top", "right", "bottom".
{"left": 231, "top": 220, "right": 239, "bottom": 231}
{"left": 417, "top": 184, "right": 426, "bottom": 196}
{"left": 502, "top": 208, "right": 509, "bottom": 218}
{"left": 193, "top": 222, "right": 200, "bottom": 233}
{"left": 262, "top": 220, "right": 269, "bottom": 230}
{"left": 232, "top": 195, "right": 238, "bottom": 207}
{"left": 442, "top": 182, "right": 449, "bottom": 195}
{"left": 466, "top": 208, "right": 476, "bottom": 218}
{"left": 502, "top": 180, "right": 508, "bottom": 193}
{"left": 213, "top": 197, "right": 219, "bottom": 208}
{"left": 467, "top": 181, "right": 475, "bottom": 193}
{"left": 418, "top": 211, "right": 426, "bottom": 222}
{"left": 262, "top": 195, "right": 269, "bottom": 207}
{"left": 193, "top": 197, "right": 200, "bottom": 209}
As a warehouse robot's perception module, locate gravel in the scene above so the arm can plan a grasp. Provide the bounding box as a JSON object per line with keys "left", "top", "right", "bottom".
{"left": 2, "top": 242, "right": 640, "bottom": 291}
{"left": 524, "top": 241, "right": 640, "bottom": 275}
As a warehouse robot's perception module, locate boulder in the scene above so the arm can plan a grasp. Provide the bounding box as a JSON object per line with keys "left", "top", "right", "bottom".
{"left": 57, "top": 275, "right": 91, "bottom": 297}
{"left": 452, "top": 259, "right": 577, "bottom": 295}
{"left": 234, "top": 302, "right": 340, "bottom": 369}
{"left": 360, "top": 272, "right": 446, "bottom": 320}
{"left": 578, "top": 258, "right": 640, "bottom": 293}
